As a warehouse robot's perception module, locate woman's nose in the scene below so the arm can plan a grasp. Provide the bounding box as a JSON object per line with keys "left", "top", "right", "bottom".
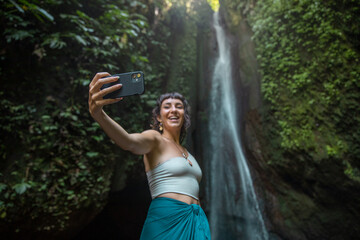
{"left": 170, "top": 105, "right": 177, "bottom": 112}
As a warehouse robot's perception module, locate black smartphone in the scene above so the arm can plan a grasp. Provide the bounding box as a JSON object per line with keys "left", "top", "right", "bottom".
{"left": 101, "top": 71, "right": 145, "bottom": 99}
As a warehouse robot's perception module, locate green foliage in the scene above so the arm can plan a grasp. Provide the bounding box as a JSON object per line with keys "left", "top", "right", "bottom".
{"left": 0, "top": 0, "right": 209, "bottom": 235}
{"left": 244, "top": 0, "right": 360, "bottom": 179}
{"left": 1, "top": 0, "right": 153, "bottom": 100}
{"left": 0, "top": 96, "right": 118, "bottom": 231}
{"left": 0, "top": 0, "right": 165, "bottom": 234}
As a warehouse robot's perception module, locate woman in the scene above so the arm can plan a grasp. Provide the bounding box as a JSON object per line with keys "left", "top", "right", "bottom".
{"left": 88, "top": 72, "right": 211, "bottom": 240}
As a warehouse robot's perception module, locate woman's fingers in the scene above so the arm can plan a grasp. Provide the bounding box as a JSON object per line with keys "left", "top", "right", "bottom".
{"left": 93, "top": 98, "right": 123, "bottom": 108}
{"left": 92, "top": 84, "right": 122, "bottom": 101}
{"left": 89, "top": 97, "right": 122, "bottom": 117}
{"left": 89, "top": 72, "right": 111, "bottom": 89}
{"left": 88, "top": 72, "right": 123, "bottom": 117}
{"left": 90, "top": 76, "right": 119, "bottom": 95}
{"left": 92, "top": 76, "right": 120, "bottom": 93}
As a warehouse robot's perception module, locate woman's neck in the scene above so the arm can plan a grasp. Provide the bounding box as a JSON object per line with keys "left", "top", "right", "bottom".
{"left": 162, "top": 131, "right": 181, "bottom": 144}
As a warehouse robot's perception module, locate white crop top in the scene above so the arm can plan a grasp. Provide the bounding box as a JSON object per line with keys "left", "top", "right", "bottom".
{"left": 146, "top": 153, "right": 202, "bottom": 200}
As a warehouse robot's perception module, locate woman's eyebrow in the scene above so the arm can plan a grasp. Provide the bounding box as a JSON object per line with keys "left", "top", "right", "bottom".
{"left": 162, "top": 101, "right": 183, "bottom": 106}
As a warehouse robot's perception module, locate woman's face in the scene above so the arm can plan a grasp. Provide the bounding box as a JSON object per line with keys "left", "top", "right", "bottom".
{"left": 158, "top": 98, "right": 185, "bottom": 132}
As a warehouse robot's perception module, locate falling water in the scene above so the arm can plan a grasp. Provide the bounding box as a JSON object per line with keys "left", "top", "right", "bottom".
{"left": 205, "top": 11, "right": 269, "bottom": 240}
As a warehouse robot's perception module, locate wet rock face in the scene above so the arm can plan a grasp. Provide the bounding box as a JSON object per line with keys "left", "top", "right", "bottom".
{"left": 244, "top": 109, "right": 360, "bottom": 240}
{"left": 215, "top": 3, "right": 360, "bottom": 240}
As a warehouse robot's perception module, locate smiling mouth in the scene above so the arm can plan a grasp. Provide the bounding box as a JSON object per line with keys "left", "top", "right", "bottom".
{"left": 169, "top": 116, "right": 179, "bottom": 121}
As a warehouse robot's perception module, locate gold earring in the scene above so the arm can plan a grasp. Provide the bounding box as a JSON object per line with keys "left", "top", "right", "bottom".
{"left": 159, "top": 122, "right": 163, "bottom": 132}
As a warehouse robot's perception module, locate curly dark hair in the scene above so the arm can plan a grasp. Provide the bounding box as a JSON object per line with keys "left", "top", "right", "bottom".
{"left": 151, "top": 92, "right": 191, "bottom": 143}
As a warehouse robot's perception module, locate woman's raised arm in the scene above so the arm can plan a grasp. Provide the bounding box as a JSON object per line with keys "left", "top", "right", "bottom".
{"left": 88, "top": 72, "right": 159, "bottom": 155}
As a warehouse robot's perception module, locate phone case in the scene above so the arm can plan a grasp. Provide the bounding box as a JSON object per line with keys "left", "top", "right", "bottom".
{"left": 101, "top": 71, "right": 145, "bottom": 99}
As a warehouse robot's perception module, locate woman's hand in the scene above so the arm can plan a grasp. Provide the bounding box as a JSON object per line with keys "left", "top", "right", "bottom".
{"left": 88, "top": 72, "right": 159, "bottom": 155}
{"left": 88, "top": 72, "right": 123, "bottom": 118}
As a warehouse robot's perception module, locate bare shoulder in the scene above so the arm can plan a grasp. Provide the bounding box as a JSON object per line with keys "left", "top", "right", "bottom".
{"left": 141, "top": 129, "right": 162, "bottom": 141}
{"left": 141, "top": 129, "right": 161, "bottom": 136}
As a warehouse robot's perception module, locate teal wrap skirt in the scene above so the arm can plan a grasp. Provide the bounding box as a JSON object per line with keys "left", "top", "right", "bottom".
{"left": 140, "top": 197, "right": 211, "bottom": 240}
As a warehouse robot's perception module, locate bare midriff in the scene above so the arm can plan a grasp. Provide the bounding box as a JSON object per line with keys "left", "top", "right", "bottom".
{"left": 156, "top": 192, "right": 200, "bottom": 205}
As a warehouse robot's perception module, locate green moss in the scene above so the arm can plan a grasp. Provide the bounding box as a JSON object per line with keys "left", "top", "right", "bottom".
{"left": 245, "top": 0, "right": 360, "bottom": 168}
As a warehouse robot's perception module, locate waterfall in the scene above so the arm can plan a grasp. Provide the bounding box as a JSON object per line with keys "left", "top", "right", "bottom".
{"left": 205, "top": 11, "right": 269, "bottom": 240}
